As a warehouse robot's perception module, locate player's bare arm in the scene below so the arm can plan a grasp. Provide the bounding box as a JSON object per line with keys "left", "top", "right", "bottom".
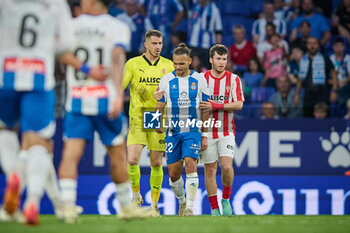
{"left": 199, "top": 99, "right": 214, "bottom": 113}
{"left": 109, "top": 47, "right": 126, "bottom": 119}
{"left": 222, "top": 101, "right": 244, "bottom": 111}
{"left": 199, "top": 99, "right": 243, "bottom": 113}
{"left": 59, "top": 52, "right": 108, "bottom": 82}
{"left": 201, "top": 108, "right": 209, "bottom": 151}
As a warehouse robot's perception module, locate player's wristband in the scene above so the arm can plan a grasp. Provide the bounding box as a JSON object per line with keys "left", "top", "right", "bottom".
{"left": 210, "top": 102, "right": 224, "bottom": 111}
{"left": 202, "top": 132, "right": 208, "bottom": 138}
{"left": 79, "top": 63, "right": 91, "bottom": 75}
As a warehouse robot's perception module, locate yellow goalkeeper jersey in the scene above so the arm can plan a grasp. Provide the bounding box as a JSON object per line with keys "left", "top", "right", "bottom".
{"left": 122, "top": 54, "right": 174, "bottom": 122}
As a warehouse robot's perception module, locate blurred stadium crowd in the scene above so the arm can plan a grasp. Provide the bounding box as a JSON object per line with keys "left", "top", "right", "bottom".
{"left": 61, "top": 0, "right": 350, "bottom": 120}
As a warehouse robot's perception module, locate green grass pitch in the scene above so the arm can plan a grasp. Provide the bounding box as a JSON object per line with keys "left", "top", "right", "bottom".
{"left": 1, "top": 215, "right": 350, "bottom": 233}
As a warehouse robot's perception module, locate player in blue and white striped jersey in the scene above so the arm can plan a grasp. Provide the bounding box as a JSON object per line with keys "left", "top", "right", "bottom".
{"left": 156, "top": 43, "right": 210, "bottom": 216}
{"left": 58, "top": 0, "right": 152, "bottom": 223}
{"left": 158, "top": 70, "right": 210, "bottom": 134}
{"left": 0, "top": 0, "right": 107, "bottom": 225}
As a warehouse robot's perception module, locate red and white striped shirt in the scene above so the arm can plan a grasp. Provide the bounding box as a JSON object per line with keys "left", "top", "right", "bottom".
{"left": 204, "top": 70, "right": 244, "bottom": 139}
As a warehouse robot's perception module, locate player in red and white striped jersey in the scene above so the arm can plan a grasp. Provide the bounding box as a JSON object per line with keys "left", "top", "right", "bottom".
{"left": 202, "top": 67, "right": 244, "bottom": 139}
{"left": 199, "top": 44, "right": 244, "bottom": 216}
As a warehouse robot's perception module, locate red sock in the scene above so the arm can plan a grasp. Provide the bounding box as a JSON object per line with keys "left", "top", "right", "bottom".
{"left": 208, "top": 195, "right": 219, "bottom": 210}
{"left": 222, "top": 185, "right": 232, "bottom": 200}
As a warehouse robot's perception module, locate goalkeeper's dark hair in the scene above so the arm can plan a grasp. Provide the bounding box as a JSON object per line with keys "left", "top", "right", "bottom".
{"left": 173, "top": 43, "right": 191, "bottom": 57}
{"left": 98, "top": 0, "right": 114, "bottom": 7}
{"left": 209, "top": 44, "right": 228, "bottom": 58}
{"left": 145, "top": 30, "right": 163, "bottom": 39}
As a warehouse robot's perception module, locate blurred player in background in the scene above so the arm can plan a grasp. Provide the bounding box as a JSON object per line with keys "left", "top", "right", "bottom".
{"left": 199, "top": 44, "right": 244, "bottom": 216}
{"left": 57, "top": 0, "right": 152, "bottom": 223}
{"left": 0, "top": 137, "right": 73, "bottom": 223}
{"left": 155, "top": 44, "right": 210, "bottom": 216}
{"left": 122, "top": 30, "right": 173, "bottom": 216}
{"left": 0, "top": 0, "right": 107, "bottom": 225}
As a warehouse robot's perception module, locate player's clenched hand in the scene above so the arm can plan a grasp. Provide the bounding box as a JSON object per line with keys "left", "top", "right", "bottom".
{"left": 109, "top": 95, "right": 123, "bottom": 119}
{"left": 199, "top": 99, "right": 214, "bottom": 113}
{"left": 201, "top": 136, "right": 208, "bottom": 151}
{"left": 89, "top": 65, "right": 109, "bottom": 82}
{"left": 155, "top": 128, "right": 163, "bottom": 134}
{"left": 153, "top": 87, "right": 165, "bottom": 101}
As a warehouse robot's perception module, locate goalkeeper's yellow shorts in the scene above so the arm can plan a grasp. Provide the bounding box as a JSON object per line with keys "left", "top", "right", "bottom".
{"left": 127, "top": 120, "right": 166, "bottom": 152}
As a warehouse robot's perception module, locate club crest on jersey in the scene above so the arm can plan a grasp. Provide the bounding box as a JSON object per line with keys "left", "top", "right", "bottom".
{"left": 4, "top": 58, "right": 45, "bottom": 74}
{"left": 171, "top": 84, "right": 177, "bottom": 89}
{"left": 162, "top": 68, "right": 166, "bottom": 74}
{"left": 190, "top": 82, "right": 197, "bottom": 90}
{"left": 226, "top": 85, "right": 231, "bottom": 92}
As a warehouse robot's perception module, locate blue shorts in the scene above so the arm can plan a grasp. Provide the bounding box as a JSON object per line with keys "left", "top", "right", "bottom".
{"left": 165, "top": 132, "right": 201, "bottom": 164}
{"left": 0, "top": 89, "right": 55, "bottom": 138}
{"left": 64, "top": 112, "right": 127, "bottom": 146}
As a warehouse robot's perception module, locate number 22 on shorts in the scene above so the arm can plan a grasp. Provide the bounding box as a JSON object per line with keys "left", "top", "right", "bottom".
{"left": 165, "top": 142, "right": 173, "bottom": 153}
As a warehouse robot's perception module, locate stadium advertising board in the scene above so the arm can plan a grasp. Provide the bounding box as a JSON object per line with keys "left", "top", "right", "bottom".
{"left": 1, "top": 119, "right": 349, "bottom": 215}
{"left": 52, "top": 119, "right": 350, "bottom": 175}
{"left": 14, "top": 175, "right": 347, "bottom": 215}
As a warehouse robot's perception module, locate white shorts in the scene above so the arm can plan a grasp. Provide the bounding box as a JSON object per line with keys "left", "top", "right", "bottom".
{"left": 200, "top": 134, "right": 236, "bottom": 164}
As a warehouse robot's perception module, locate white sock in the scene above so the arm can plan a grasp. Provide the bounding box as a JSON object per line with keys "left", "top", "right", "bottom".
{"left": 185, "top": 172, "right": 199, "bottom": 210}
{"left": 115, "top": 182, "right": 131, "bottom": 209}
{"left": 16, "top": 150, "right": 28, "bottom": 193}
{"left": 0, "top": 130, "right": 20, "bottom": 177}
{"left": 169, "top": 177, "right": 186, "bottom": 205}
{"left": 45, "top": 154, "right": 62, "bottom": 209}
{"left": 25, "top": 145, "right": 51, "bottom": 209}
{"left": 151, "top": 201, "right": 158, "bottom": 207}
{"left": 59, "top": 178, "right": 77, "bottom": 206}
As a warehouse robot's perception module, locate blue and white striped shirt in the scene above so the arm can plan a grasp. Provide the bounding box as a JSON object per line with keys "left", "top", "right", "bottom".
{"left": 158, "top": 70, "right": 210, "bottom": 134}
{"left": 188, "top": 2, "right": 222, "bottom": 49}
{"left": 252, "top": 18, "right": 287, "bottom": 42}
{"left": 141, "top": 0, "right": 183, "bottom": 34}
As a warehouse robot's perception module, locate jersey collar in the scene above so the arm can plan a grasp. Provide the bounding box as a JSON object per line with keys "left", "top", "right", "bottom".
{"left": 142, "top": 54, "right": 160, "bottom": 66}
{"left": 172, "top": 70, "right": 194, "bottom": 77}
{"left": 209, "top": 70, "right": 227, "bottom": 80}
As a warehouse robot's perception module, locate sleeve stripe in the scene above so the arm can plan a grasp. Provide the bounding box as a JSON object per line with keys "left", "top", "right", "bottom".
{"left": 202, "top": 93, "right": 210, "bottom": 102}
{"left": 114, "top": 43, "right": 127, "bottom": 51}
{"left": 235, "top": 76, "right": 244, "bottom": 102}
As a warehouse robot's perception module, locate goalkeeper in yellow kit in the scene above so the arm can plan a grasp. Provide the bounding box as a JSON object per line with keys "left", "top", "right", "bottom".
{"left": 122, "top": 30, "right": 173, "bottom": 216}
